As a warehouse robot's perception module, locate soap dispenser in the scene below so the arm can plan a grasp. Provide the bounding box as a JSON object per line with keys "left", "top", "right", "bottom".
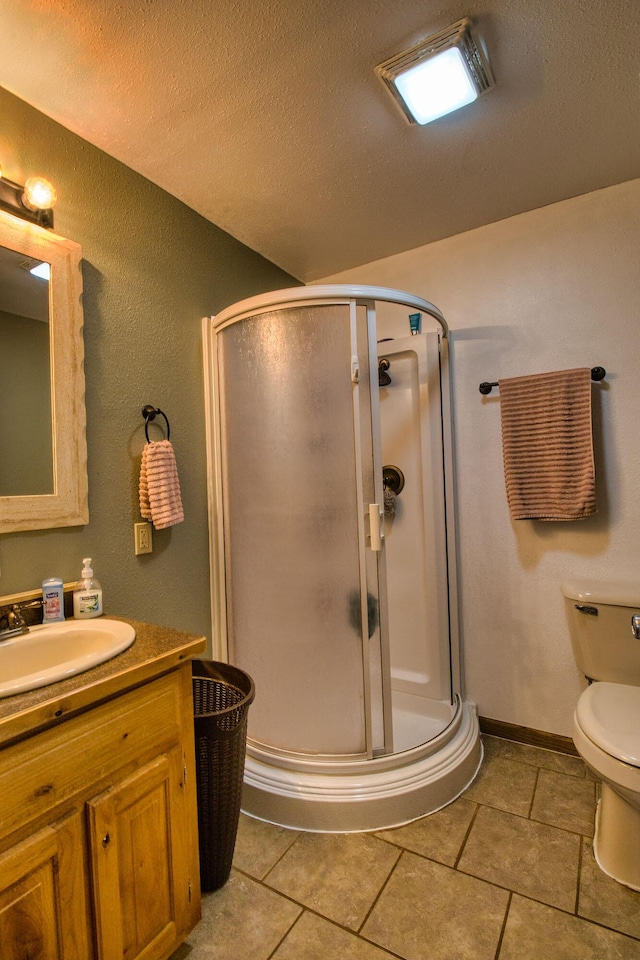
{"left": 73, "top": 558, "right": 103, "bottom": 619}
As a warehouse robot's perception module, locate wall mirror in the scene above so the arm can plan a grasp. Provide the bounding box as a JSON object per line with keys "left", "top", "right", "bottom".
{"left": 0, "top": 208, "right": 88, "bottom": 532}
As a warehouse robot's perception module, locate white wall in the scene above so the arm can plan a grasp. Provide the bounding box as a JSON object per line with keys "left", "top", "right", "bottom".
{"left": 319, "top": 179, "right": 640, "bottom": 737}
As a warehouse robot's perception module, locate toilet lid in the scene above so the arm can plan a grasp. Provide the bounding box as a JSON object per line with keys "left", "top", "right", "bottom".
{"left": 576, "top": 682, "right": 640, "bottom": 767}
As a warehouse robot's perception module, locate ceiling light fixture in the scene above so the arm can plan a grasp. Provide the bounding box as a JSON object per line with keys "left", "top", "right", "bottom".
{"left": 0, "top": 166, "right": 57, "bottom": 228}
{"left": 30, "top": 261, "right": 51, "bottom": 281}
{"left": 375, "top": 18, "right": 494, "bottom": 125}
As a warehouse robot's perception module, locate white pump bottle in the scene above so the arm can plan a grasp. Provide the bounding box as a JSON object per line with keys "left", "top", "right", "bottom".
{"left": 73, "top": 558, "right": 103, "bottom": 619}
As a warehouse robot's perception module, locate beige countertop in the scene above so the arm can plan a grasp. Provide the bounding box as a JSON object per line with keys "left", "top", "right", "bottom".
{"left": 0, "top": 617, "right": 206, "bottom": 748}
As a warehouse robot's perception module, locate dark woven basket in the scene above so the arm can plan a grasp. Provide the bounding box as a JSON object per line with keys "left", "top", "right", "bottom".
{"left": 192, "top": 660, "right": 255, "bottom": 891}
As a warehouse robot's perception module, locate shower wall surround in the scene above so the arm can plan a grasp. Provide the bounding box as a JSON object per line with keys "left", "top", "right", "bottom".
{"left": 203, "top": 286, "right": 481, "bottom": 831}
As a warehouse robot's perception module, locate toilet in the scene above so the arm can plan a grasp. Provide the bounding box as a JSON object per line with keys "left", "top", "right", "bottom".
{"left": 563, "top": 580, "right": 640, "bottom": 890}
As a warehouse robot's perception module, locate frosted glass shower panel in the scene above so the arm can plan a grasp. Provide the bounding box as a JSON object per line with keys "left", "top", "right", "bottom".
{"left": 217, "top": 305, "right": 374, "bottom": 757}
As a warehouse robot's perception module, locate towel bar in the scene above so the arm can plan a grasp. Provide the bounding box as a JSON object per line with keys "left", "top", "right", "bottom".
{"left": 142, "top": 404, "right": 171, "bottom": 441}
{"left": 479, "top": 366, "right": 606, "bottom": 395}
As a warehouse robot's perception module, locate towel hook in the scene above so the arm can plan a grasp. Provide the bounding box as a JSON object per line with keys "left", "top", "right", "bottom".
{"left": 142, "top": 404, "right": 170, "bottom": 441}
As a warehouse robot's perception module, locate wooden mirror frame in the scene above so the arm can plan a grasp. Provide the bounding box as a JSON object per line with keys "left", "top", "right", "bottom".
{"left": 0, "top": 209, "right": 88, "bottom": 532}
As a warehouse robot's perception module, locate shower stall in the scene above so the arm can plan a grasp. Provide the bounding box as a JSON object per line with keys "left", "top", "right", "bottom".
{"left": 202, "top": 285, "right": 480, "bottom": 832}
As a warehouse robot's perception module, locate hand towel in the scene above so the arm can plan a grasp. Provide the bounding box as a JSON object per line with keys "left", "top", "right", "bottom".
{"left": 139, "top": 439, "right": 184, "bottom": 529}
{"left": 499, "top": 367, "right": 597, "bottom": 521}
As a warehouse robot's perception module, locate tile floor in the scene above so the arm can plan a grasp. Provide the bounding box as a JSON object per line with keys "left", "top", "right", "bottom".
{"left": 171, "top": 736, "right": 640, "bottom": 960}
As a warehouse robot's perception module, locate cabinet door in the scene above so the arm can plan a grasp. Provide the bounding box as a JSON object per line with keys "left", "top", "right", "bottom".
{"left": 0, "top": 813, "right": 91, "bottom": 960}
{"left": 87, "top": 748, "right": 195, "bottom": 960}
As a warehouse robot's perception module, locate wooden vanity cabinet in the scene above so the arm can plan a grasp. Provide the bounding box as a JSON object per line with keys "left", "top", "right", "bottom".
{"left": 0, "top": 661, "right": 201, "bottom": 960}
{"left": 0, "top": 812, "right": 90, "bottom": 960}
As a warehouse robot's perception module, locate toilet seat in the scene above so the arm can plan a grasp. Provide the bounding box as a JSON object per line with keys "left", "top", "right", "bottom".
{"left": 576, "top": 682, "right": 640, "bottom": 767}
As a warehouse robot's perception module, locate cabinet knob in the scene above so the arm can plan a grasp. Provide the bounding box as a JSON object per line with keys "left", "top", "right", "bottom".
{"left": 102, "top": 833, "right": 110, "bottom": 847}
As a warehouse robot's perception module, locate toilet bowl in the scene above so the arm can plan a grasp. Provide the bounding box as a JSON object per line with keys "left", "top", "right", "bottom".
{"left": 572, "top": 681, "right": 640, "bottom": 889}
{"left": 563, "top": 580, "right": 640, "bottom": 890}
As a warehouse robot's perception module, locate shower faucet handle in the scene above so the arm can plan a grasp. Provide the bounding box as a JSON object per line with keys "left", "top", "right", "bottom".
{"left": 632, "top": 615, "right": 640, "bottom": 640}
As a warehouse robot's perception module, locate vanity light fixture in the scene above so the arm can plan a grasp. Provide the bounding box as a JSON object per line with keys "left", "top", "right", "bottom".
{"left": 23, "top": 176, "right": 57, "bottom": 214}
{"left": 375, "top": 17, "right": 494, "bottom": 125}
{"left": 0, "top": 167, "right": 56, "bottom": 228}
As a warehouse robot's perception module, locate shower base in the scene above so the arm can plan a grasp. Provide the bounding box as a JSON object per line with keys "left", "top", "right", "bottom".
{"left": 241, "top": 698, "right": 481, "bottom": 832}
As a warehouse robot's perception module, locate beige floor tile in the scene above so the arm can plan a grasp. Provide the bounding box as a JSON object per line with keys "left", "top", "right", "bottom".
{"left": 499, "top": 894, "right": 640, "bottom": 960}
{"left": 273, "top": 911, "right": 399, "bottom": 960}
{"left": 375, "top": 797, "right": 476, "bottom": 866}
{"left": 172, "top": 869, "right": 301, "bottom": 960}
{"left": 481, "top": 735, "right": 503, "bottom": 758}
{"left": 579, "top": 838, "right": 640, "bottom": 940}
{"left": 463, "top": 753, "right": 538, "bottom": 816}
{"left": 361, "top": 851, "right": 509, "bottom": 960}
{"left": 233, "top": 813, "right": 300, "bottom": 879}
{"left": 498, "top": 740, "right": 586, "bottom": 778}
{"left": 458, "top": 805, "right": 580, "bottom": 912}
{"left": 530, "top": 768, "right": 596, "bottom": 836}
{"left": 264, "top": 831, "right": 401, "bottom": 930}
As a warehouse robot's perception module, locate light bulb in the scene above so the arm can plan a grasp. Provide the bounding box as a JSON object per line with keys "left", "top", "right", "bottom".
{"left": 23, "top": 176, "right": 57, "bottom": 211}
{"left": 30, "top": 261, "right": 51, "bottom": 281}
{"left": 394, "top": 48, "right": 478, "bottom": 125}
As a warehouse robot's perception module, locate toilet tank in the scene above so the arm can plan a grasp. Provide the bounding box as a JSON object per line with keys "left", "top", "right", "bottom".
{"left": 562, "top": 581, "right": 640, "bottom": 684}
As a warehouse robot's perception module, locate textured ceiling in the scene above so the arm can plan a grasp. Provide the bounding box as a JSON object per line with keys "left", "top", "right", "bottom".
{"left": 0, "top": 0, "right": 638, "bottom": 281}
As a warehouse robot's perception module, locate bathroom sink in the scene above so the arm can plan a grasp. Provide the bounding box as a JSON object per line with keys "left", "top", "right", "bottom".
{"left": 0, "top": 619, "right": 136, "bottom": 698}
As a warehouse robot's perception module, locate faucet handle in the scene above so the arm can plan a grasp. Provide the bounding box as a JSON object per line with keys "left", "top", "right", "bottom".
{"left": 8, "top": 604, "right": 27, "bottom": 629}
{"left": 632, "top": 615, "right": 640, "bottom": 640}
{"left": 9, "top": 599, "right": 43, "bottom": 629}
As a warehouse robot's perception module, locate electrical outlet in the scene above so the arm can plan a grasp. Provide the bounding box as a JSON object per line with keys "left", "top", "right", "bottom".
{"left": 134, "top": 521, "right": 153, "bottom": 555}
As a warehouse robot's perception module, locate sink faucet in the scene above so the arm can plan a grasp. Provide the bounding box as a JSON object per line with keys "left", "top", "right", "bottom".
{"left": 0, "top": 599, "right": 42, "bottom": 641}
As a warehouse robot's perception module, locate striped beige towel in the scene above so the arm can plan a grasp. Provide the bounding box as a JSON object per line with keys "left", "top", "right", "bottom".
{"left": 139, "top": 440, "right": 184, "bottom": 529}
{"left": 499, "top": 368, "right": 597, "bottom": 521}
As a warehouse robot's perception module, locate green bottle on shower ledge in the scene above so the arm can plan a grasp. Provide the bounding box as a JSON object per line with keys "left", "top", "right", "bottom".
{"left": 72, "top": 558, "right": 103, "bottom": 619}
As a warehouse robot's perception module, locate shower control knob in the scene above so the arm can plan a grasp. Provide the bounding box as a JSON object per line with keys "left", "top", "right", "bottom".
{"left": 383, "top": 465, "right": 405, "bottom": 495}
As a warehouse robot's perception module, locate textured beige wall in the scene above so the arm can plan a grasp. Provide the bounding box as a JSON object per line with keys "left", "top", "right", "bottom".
{"left": 320, "top": 179, "right": 640, "bottom": 736}
{"left": 0, "top": 86, "right": 296, "bottom": 645}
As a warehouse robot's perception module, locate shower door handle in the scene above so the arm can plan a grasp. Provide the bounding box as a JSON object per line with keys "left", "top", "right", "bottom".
{"left": 369, "top": 504, "right": 384, "bottom": 551}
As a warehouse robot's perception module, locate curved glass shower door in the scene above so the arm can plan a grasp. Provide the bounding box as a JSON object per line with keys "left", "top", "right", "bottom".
{"left": 214, "top": 301, "right": 390, "bottom": 760}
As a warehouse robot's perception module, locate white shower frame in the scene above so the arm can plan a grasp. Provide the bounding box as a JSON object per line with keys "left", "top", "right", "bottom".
{"left": 202, "top": 285, "right": 476, "bottom": 831}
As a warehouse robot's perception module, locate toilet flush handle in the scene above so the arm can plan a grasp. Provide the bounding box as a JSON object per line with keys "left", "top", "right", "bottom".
{"left": 574, "top": 604, "right": 598, "bottom": 616}
{"left": 632, "top": 615, "right": 640, "bottom": 640}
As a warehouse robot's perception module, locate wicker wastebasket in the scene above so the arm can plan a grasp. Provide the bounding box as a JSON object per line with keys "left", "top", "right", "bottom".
{"left": 192, "top": 660, "right": 255, "bottom": 891}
